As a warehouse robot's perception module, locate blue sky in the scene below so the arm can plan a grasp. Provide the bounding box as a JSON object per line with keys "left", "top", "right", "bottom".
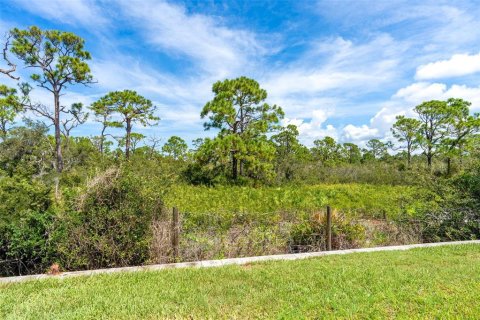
{"left": 1, "top": 0, "right": 480, "bottom": 146}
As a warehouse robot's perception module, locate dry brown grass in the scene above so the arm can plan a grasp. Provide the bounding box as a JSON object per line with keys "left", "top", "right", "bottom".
{"left": 77, "top": 167, "right": 120, "bottom": 211}
{"left": 149, "top": 219, "right": 173, "bottom": 264}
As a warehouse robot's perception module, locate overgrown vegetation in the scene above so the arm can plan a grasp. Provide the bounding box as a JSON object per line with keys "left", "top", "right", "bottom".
{"left": 165, "top": 184, "right": 435, "bottom": 218}
{"left": 0, "top": 26, "right": 479, "bottom": 276}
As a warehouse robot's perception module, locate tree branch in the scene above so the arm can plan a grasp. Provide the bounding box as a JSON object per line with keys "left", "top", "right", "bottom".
{"left": 0, "top": 35, "right": 20, "bottom": 80}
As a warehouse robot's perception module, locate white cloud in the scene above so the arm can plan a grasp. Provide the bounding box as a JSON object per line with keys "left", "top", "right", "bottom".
{"left": 340, "top": 80, "right": 480, "bottom": 146}
{"left": 10, "top": 86, "right": 101, "bottom": 131}
{"left": 429, "top": 6, "right": 480, "bottom": 51}
{"left": 393, "top": 82, "right": 447, "bottom": 104}
{"left": 118, "top": 0, "right": 267, "bottom": 78}
{"left": 393, "top": 82, "right": 480, "bottom": 110}
{"left": 269, "top": 96, "right": 339, "bottom": 120}
{"left": 0, "top": 21, "right": 17, "bottom": 85}
{"left": 91, "top": 59, "right": 190, "bottom": 100}
{"left": 261, "top": 35, "right": 405, "bottom": 144}
{"left": 260, "top": 35, "right": 407, "bottom": 145}
{"left": 302, "top": 1, "right": 480, "bottom": 146}
{"left": 5, "top": 0, "right": 266, "bottom": 138}
{"left": 265, "top": 70, "right": 379, "bottom": 98}
{"left": 416, "top": 52, "right": 480, "bottom": 80}
{"left": 369, "top": 105, "right": 411, "bottom": 133}
{"left": 446, "top": 85, "right": 480, "bottom": 110}
{"left": 264, "top": 35, "right": 402, "bottom": 99}
{"left": 283, "top": 109, "right": 338, "bottom": 145}
{"left": 342, "top": 124, "right": 379, "bottom": 142}
{"left": 5, "top": 0, "right": 480, "bottom": 147}
{"left": 89, "top": 54, "right": 217, "bottom": 130}
{"left": 338, "top": 102, "right": 411, "bottom": 145}
{"left": 316, "top": 2, "right": 480, "bottom": 54}
{"left": 14, "top": 0, "right": 108, "bottom": 27}
{"left": 316, "top": 1, "right": 442, "bottom": 30}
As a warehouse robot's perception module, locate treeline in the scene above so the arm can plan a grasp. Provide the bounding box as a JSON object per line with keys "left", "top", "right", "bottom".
{"left": 1, "top": 26, "right": 479, "bottom": 186}
{"left": 1, "top": 26, "right": 479, "bottom": 276}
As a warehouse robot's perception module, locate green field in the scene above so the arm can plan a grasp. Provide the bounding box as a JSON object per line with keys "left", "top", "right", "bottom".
{"left": 158, "top": 183, "right": 439, "bottom": 262}
{"left": 164, "top": 184, "right": 436, "bottom": 218}
{"left": 1, "top": 244, "right": 479, "bottom": 319}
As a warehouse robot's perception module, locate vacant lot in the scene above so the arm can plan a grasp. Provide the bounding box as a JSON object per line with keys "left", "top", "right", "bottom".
{"left": 1, "top": 244, "right": 479, "bottom": 319}
{"left": 165, "top": 184, "right": 435, "bottom": 218}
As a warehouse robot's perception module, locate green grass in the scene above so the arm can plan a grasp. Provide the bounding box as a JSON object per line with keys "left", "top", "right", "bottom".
{"left": 1, "top": 244, "right": 479, "bottom": 319}
{"left": 165, "top": 184, "right": 438, "bottom": 218}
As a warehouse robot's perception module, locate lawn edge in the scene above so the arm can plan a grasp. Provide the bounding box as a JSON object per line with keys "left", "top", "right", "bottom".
{"left": 2, "top": 240, "right": 479, "bottom": 284}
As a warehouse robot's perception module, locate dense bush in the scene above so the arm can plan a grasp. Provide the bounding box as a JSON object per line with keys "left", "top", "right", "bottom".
{"left": 0, "top": 177, "right": 56, "bottom": 276}
{"left": 0, "top": 124, "right": 53, "bottom": 178}
{"left": 421, "top": 167, "right": 480, "bottom": 242}
{"left": 57, "top": 167, "right": 165, "bottom": 271}
{"left": 422, "top": 208, "right": 479, "bottom": 241}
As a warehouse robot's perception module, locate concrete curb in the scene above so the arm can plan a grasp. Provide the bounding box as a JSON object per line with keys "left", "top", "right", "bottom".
{"left": 1, "top": 240, "right": 479, "bottom": 284}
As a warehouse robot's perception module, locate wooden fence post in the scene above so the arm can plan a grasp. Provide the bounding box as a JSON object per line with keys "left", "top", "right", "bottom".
{"left": 326, "top": 206, "right": 332, "bottom": 251}
{"left": 172, "top": 207, "right": 179, "bottom": 261}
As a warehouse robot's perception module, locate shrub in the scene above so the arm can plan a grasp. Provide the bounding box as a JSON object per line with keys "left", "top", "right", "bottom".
{"left": 0, "top": 177, "right": 55, "bottom": 276}
{"left": 421, "top": 168, "right": 480, "bottom": 242}
{"left": 0, "top": 209, "right": 58, "bottom": 276}
{"left": 422, "top": 208, "right": 480, "bottom": 242}
{"left": 58, "top": 167, "right": 164, "bottom": 271}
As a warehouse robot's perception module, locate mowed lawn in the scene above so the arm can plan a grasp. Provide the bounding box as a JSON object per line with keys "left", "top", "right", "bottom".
{"left": 1, "top": 244, "right": 479, "bottom": 319}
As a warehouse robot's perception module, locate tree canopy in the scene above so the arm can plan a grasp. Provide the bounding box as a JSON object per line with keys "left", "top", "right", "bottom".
{"left": 162, "top": 136, "right": 188, "bottom": 160}
{"left": 392, "top": 115, "right": 421, "bottom": 165}
{"left": 92, "top": 90, "right": 158, "bottom": 159}
{"left": 0, "top": 85, "right": 23, "bottom": 139}
{"left": 201, "top": 76, "right": 284, "bottom": 180}
{"left": 1, "top": 26, "right": 93, "bottom": 173}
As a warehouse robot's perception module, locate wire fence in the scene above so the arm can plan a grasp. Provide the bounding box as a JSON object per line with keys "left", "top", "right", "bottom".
{"left": 4, "top": 205, "right": 471, "bottom": 276}
{"left": 149, "top": 206, "right": 427, "bottom": 264}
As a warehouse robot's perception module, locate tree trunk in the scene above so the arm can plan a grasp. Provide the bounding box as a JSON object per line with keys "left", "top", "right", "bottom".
{"left": 54, "top": 93, "right": 63, "bottom": 173}
{"left": 407, "top": 143, "right": 411, "bottom": 166}
{"left": 446, "top": 157, "right": 451, "bottom": 176}
{"left": 285, "top": 167, "right": 293, "bottom": 180}
{"left": 0, "top": 120, "right": 7, "bottom": 141}
{"left": 426, "top": 144, "right": 432, "bottom": 169}
{"left": 125, "top": 118, "right": 131, "bottom": 159}
{"left": 231, "top": 122, "right": 239, "bottom": 180}
{"left": 54, "top": 176, "right": 60, "bottom": 200}
{"left": 100, "top": 125, "right": 106, "bottom": 154}
{"left": 231, "top": 150, "right": 238, "bottom": 180}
